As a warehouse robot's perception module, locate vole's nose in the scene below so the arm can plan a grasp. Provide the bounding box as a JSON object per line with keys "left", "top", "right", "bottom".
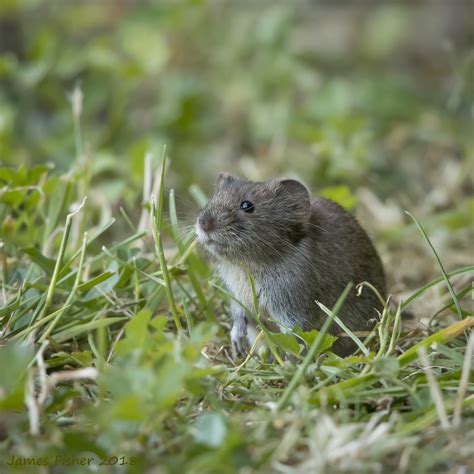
{"left": 198, "top": 213, "right": 216, "bottom": 233}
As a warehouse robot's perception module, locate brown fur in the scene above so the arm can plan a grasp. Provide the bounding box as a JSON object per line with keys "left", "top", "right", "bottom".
{"left": 196, "top": 173, "right": 386, "bottom": 357}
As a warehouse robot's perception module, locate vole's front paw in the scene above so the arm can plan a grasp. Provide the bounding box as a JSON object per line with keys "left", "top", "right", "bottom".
{"left": 230, "top": 319, "right": 248, "bottom": 360}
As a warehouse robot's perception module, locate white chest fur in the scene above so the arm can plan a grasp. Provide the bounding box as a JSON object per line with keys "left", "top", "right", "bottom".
{"left": 217, "top": 262, "right": 254, "bottom": 309}
{"left": 216, "top": 257, "right": 304, "bottom": 331}
{"left": 216, "top": 262, "right": 281, "bottom": 321}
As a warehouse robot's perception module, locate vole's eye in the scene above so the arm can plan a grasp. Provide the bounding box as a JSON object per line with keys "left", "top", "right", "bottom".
{"left": 240, "top": 200, "right": 255, "bottom": 213}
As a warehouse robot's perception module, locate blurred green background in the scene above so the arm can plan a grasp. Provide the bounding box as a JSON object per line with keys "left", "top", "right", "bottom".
{"left": 0, "top": 0, "right": 473, "bottom": 290}
{"left": 0, "top": 3, "right": 473, "bottom": 471}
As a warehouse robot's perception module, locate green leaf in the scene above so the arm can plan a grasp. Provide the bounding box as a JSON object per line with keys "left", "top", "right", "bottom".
{"left": 154, "top": 359, "right": 190, "bottom": 410}
{"left": 0, "top": 343, "right": 33, "bottom": 391}
{"left": 82, "top": 265, "right": 120, "bottom": 301}
{"left": 0, "top": 189, "right": 31, "bottom": 207}
{"left": 109, "top": 395, "right": 146, "bottom": 422}
{"left": 192, "top": 413, "right": 227, "bottom": 448}
{"left": 47, "top": 351, "right": 93, "bottom": 368}
{"left": 0, "top": 167, "right": 16, "bottom": 183}
{"left": 115, "top": 309, "right": 151, "bottom": 356}
{"left": 21, "top": 247, "right": 56, "bottom": 275}
{"left": 267, "top": 332, "right": 301, "bottom": 355}
{"left": 373, "top": 356, "right": 400, "bottom": 379}
{"left": 71, "top": 351, "right": 93, "bottom": 366}
{"left": 0, "top": 164, "right": 50, "bottom": 185}
{"left": 293, "top": 327, "right": 337, "bottom": 353}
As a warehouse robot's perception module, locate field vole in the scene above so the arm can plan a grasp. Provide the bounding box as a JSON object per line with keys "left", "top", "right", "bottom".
{"left": 196, "top": 173, "right": 386, "bottom": 357}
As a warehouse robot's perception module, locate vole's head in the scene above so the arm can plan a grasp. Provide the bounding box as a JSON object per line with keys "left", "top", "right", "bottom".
{"left": 196, "top": 172, "right": 311, "bottom": 264}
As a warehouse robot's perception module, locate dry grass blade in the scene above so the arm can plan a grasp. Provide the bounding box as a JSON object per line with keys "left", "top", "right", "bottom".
{"left": 417, "top": 346, "right": 450, "bottom": 430}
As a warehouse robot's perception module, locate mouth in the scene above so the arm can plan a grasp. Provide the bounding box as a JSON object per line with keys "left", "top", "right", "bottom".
{"left": 201, "top": 239, "right": 227, "bottom": 257}
{"left": 195, "top": 224, "right": 210, "bottom": 242}
{"left": 201, "top": 236, "right": 225, "bottom": 251}
{"left": 195, "top": 224, "right": 223, "bottom": 251}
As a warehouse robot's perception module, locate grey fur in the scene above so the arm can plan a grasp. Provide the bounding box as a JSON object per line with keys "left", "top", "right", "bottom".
{"left": 196, "top": 173, "right": 386, "bottom": 357}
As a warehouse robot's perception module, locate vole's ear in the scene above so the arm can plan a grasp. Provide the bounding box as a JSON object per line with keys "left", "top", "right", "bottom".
{"left": 271, "top": 178, "right": 311, "bottom": 207}
{"left": 216, "top": 172, "right": 235, "bottom": 189}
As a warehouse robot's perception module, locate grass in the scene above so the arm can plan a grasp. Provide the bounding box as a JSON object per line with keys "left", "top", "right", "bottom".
{"left": 0, "top": 147, "right": 473, "bottom": 474}
{"left": 1, "top": 3, "right": 472, "bottom": 471}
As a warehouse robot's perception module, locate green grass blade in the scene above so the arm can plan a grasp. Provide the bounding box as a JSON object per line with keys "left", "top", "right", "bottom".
{"left": 311, "top": 317, "right": 474, "bottom": 404}
{"left": 52, "top": 317, "right": 126, "bottom": 344}
{"left": 405, "top": 211, "right": 464, "bottom": 319}
{"left": 277, "top": 282, "right": 353, "bottom": 410}
{"left": 34, "top": 198, "right": 86, "bottom": 328}
{"left": 316, "top": 300, "right": 369, "bottom": 356}
{"left": 150, "top": 151, "right": 182, "bottom": 332}
{"left": 401, "top": 265, "right": 473, "bottom": 310}
{"left": 39, "top": 232, "right": 88, "bottom": 343}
